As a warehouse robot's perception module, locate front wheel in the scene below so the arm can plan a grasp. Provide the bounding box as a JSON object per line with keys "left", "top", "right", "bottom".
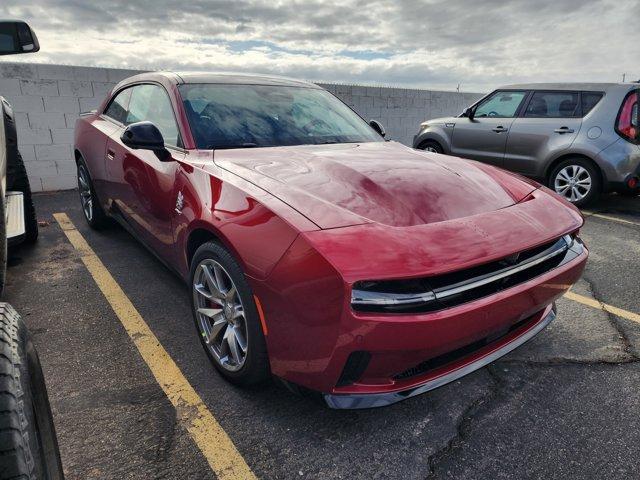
{"left": 548, "top": 158, "right": 601, "bottom": 208}
{"left": 189, "top": 241, "right": 270, "bottom": 386}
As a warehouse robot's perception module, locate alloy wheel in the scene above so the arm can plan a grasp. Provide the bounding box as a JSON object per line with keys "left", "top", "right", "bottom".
{"left": 77, "top": 165, "right": 93, "bottom": 221}
{"left": 554, "top": 165, "right": 592, "bottom": 203}
{"left": 193, "top": 259, "right": 248, "bottom": 371}
{"left": 424, "top": 146, "right": 439, "bottom": 153}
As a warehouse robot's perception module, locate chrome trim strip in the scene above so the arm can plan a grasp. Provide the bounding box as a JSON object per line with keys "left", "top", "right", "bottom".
{"left": 324, "top": 308, "right": 556, "bottom": 409}
{"left": 434, "top": 238, "right": 570, "bottom": 300}
{"left": 351, "top": 236, "right": 575, "bottom": 309}
{"left": 351, "top": 290, "right": 436, "bottom": 306}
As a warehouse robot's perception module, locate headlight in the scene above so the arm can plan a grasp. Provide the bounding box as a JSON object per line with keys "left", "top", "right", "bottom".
{"left": 351, "top": 279, "right": 438, "bottom": 313}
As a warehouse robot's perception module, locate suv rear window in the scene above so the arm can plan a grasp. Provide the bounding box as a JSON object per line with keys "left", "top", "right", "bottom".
{"left": 523, "top": 91, "right": 580, "bottom": 118}
{"left": 581, "top": 92, "right": 604, "bottom": 116}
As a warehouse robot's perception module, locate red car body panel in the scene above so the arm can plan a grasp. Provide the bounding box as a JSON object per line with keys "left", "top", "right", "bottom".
{"left": 74, "top": 72, "right": 588, "bottom": 406}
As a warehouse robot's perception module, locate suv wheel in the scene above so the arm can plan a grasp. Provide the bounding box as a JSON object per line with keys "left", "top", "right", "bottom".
{"left": 548, "top": 158, "right": 601, "bottom": 208}
{"left": 417, "top": 140, "right": 443, "bottom": 154}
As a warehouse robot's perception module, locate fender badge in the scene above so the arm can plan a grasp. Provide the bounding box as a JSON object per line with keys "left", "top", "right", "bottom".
{"left": 175, "top": 191, "right": 184, "bottom": 214}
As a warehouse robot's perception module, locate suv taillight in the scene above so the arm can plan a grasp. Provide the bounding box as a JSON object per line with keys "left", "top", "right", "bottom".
{"left": 616, "top": 90, "right": 639, "bottom": 143}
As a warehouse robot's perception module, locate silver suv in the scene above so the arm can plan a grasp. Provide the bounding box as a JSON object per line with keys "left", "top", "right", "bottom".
{"left": 413, "top": 83, "right": 640, "bottom": 207}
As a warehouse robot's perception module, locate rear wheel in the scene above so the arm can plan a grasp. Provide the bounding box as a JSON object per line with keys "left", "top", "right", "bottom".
{"left": 189, "top": 241, "right": 270, "bottom": 386}
{"left": 417, "top": 140, "right": 443, "bottom": 154}
{"left": 548, "top": 158, "right": 601, "bottom": 208}
{"left": 76, "top": 156, "right": 109, "bottom": 229}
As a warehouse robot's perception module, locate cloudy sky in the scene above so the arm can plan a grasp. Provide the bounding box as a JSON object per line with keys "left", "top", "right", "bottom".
{"left": 1, "top": 0, "right": 638, "bottom": 91}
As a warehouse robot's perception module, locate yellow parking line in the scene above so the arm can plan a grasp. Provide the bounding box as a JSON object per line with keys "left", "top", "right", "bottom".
{"left": 583, "top": 211, "right": 640, "bottom": 227}
{"left": 53, "top": 212, "right": 256, "bottom": 480}
{"left": 564, "top": 291, "right": 640, "bottom": 324}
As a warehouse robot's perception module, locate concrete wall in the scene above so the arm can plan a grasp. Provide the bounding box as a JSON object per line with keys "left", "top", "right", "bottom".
{"left": 0, "top": 62, "right": 482, "bottom": 192}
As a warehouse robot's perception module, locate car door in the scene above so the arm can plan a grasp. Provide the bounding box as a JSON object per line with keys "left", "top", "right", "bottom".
{"left": 450, "top": 90, "right": 528, "bottom": 167}
{"left": 105, "top": 83, "right": 184, "bottom": 263}
{"left": 504, "top": 90, "right": 583, "bottom": 177}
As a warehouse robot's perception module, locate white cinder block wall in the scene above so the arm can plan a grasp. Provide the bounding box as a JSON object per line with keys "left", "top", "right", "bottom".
{"left": 0, "top": 62, "right": 482, "bottom": 192}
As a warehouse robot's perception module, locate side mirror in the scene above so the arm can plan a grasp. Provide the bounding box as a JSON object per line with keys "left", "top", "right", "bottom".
{"left": 463, "top": 107, "right": 475, "bottom": 120}
{"left": 369, "top": 119, "right": 386, "bottom": 138}
{"left": 121, "top": 121, "right": 172, "bottom": 161}
{"left": 0, "top": 21, "right": 40, "bottom": 56}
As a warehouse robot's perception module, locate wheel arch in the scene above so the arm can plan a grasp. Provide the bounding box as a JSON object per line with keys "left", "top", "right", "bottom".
{"left": 413, "top": 128, "right": 450, "bottom": 153}
{"left": 184, "top": 223, "right": 245, "bottom": 276}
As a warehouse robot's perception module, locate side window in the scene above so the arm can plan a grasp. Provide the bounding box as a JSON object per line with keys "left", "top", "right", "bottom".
{"left": 103, "top": 88, "right": 132, "bottom": 124}
{"left": 474, "top": 91, "right": 527, "bottom": 118}
{"left": 524, "top": 91, "right": 580, "bottom": 118}
{"left": 581, "top": 92, "right": 604, "bottom": 116}
{"left": 126, "top": 84, "right": 181, "bottom": 147}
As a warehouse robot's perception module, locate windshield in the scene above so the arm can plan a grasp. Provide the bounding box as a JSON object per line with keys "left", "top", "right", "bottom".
{"left": 178, "top": 83, "right": 383, "bottom": 149}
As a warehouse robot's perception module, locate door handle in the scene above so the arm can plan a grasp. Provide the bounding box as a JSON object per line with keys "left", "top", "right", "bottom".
{"left": 492, "top": 126, "right": 508, "bottom": 133}
{"left": 554, "top": 127, "right": 575, "bottom": 134}
{"left": 106, "top": 149, "right": 115, "bottom": 160}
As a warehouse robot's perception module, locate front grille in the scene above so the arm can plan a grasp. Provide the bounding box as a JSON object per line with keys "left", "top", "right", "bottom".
{"left": 352, "top": 235, "right": 583, "bottom": 314}
{"left": 393, "top": 312, "right": 539, "bottom": 381}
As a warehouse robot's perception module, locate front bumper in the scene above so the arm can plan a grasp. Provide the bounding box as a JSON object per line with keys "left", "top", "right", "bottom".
{"left": 253, "top": 231, "right": 587, "bottom": 401}
{"left": 324, "top": 305, "right": 555, "bottom": 409}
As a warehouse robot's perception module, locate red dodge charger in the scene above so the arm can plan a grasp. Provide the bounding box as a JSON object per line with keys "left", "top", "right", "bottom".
{"left": 74, "top": 72, "right": 587, "bottom": 408}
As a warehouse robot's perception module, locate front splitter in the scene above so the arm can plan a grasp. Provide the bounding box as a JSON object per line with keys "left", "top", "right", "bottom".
{"left": 324, "top": 306, "right": 556, "bottom": 409}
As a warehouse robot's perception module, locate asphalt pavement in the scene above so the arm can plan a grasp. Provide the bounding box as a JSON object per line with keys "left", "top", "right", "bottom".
{"left": 3, "top": 190, "right": 640, "bottom": 480}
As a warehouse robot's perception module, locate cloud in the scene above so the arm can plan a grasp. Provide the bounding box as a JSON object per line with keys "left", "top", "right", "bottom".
{"left": 1, "top": 0, "right": 638, "bottom": 91}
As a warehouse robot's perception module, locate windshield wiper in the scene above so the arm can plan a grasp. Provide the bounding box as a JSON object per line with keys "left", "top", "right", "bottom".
{"left": 206, "top": 142, "right": 259, "bottom": 149}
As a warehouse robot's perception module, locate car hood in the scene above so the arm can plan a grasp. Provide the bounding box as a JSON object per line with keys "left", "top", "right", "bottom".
{"left": 212, "top": 141, "right": 537, "bottom": 229}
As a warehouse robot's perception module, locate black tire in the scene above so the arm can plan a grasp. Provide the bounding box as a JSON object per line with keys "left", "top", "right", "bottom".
{"left": 189, "top": 241, "right": 270, "bottom": 387}
{"left": 6, "top": 151, "right": 38, "bottom": 244}
{"left": 417, "top": 140, "right": 444, "bottom": 154}
{"left": 0, "top": 303, "right": 64, "bottom": 480}
{"left": 76, "top": 156, "right": 109, "bottom": 229}
{"left": 0, "top": 195, "right": 6, "bottom": 298}
{"left": 548, "top": 158, "right": 601, "bottom": 208}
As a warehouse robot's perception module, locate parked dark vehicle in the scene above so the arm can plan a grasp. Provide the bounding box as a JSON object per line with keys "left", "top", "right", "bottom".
{"left": 414, "top": 83, "right": 640, "bottom": 207}
{"left": 0, "top": 20, "right": 64, "bottom": 480}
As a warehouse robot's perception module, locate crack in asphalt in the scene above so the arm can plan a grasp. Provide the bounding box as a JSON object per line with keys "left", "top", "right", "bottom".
{"left": 581, "top": 274, "right": 640, "bottom": 360}
{"left": 424, "top": 279, "right": 639, "bottom": 479}
{"left": 151, "top": 407, "right": 180, "bottom": 479}
{"left": 425, "top": 367, "right": 502, "bottom": 480}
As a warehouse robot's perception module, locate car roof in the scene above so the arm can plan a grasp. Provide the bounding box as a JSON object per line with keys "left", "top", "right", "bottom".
{"left": 116, "top": 71, "right": 322, "bottom": 89}
{"left": 499, "top": 82, "right": 632, "bottom": 92}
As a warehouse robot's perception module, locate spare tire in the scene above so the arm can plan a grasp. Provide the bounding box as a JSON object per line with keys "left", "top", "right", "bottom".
{"left": 0, "top": 303, "right": 64, "bottom": 480}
